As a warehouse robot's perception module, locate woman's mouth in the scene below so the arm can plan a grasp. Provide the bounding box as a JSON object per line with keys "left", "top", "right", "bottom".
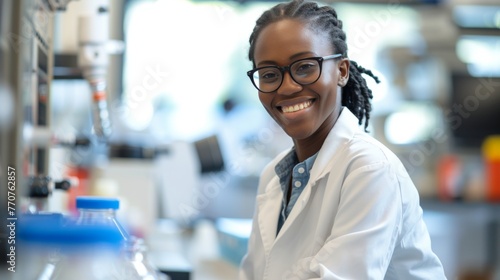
{"left": 281, "top": 100, "right": 313, "bottom": 113}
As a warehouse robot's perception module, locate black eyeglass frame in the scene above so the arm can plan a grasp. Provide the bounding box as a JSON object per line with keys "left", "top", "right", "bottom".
{"left": 247, "top": 54, "right": 343, "bottom": 93}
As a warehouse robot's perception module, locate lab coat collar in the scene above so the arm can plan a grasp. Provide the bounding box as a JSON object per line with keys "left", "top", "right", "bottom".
{"left": 277, "top": 108, "right": 360, "bottom": 239}
{"left": 309, "top": 107, "right": 361, "bottom": 181}
{"left": 257, "top": 107, "right": 362, "bottom": 249}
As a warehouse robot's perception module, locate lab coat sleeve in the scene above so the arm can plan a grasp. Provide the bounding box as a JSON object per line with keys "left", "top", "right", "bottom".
{"left": 308, "top": 161, "right": 403, "bottom": 279}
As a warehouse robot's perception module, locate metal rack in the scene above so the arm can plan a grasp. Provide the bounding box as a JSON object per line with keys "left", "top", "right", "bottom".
{"left": 0, "top": 0, "right": 71, "bottom": 275}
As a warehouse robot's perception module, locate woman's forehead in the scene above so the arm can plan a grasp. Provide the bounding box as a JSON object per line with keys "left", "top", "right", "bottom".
{"left": 253, "top": 19, "right": 333, "bottom": 64}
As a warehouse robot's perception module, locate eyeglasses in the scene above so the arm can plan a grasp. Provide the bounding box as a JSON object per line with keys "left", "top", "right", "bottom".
{"left": 247, "top": 54, "right": 342, "bottom": 93}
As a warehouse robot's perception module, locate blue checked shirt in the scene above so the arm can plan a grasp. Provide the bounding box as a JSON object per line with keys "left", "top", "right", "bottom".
{"left": 275, "top": 149, "right": 318, "bottom": 235}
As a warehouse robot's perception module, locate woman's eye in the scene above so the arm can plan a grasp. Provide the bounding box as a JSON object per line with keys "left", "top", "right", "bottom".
{"left": 295, "top": 62, "right": 318, "bottom": 75}
{"left": 260, "top": 71, "right": 279, "bottom": 82}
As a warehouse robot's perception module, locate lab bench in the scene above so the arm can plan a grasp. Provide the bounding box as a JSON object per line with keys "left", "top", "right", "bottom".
{"left": 421, "top": 198, "right": 500, "bottom": 279}
{"left": 147, "top": 219, "right": 240, "bottom": 280}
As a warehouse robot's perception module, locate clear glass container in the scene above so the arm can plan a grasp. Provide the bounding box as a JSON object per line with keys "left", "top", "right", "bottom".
{"left": 48, "top": 224, "right": 127, "bottom": 280}
{"left": 75, "top": 196, "right": 130, "bottom": 240}
{"left": 18, "top": 216, "right": 128, "bottom": 280}
{"left": 122, "top": 237, "right": 170, "bottom": 280}
{"left": 74, "top": 196, "right": 166, "bottom": 280}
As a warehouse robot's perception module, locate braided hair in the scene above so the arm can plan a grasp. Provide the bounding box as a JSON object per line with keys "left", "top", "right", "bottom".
{"left": 248, "top": 0, "right": 380, "bottom": 131}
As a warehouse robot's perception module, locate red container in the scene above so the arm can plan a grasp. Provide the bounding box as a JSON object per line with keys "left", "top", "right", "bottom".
{"left": 66, "top": 166, "right": 90, "bottom": 214}
{"left": 437, "top": 155, "right": 461, "bottom": 201}
{"left": 485, "top": 160, "right": 500, "bottom": 202}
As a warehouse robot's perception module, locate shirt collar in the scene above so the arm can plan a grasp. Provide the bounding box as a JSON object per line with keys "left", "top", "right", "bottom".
{"left": 274, "top": 148, "right": 318, "bottom": 190}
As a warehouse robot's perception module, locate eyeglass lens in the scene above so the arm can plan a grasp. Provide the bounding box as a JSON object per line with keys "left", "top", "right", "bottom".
{"left": 252, "top": 59, "right": 321, "bottom": 92}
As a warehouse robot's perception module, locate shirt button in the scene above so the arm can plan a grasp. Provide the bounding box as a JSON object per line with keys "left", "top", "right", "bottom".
{"left": 294, "top": 181, "right": 302, "bottom": 188}
{"left": 298, "top": 167, "right": 305, "bottom": 174}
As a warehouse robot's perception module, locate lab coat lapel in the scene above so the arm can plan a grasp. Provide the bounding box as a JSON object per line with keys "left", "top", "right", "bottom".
{"left": 275, "top": 180, "right": 314, "bottom": 239}
{"left": 275, "top": 170, "right": 331, "bottom": 239}
{"left": 256, "top": 176, "right": 283, "bottom": 256}
{"left": 277, "top": 108, "right": 359, "bottom": 238}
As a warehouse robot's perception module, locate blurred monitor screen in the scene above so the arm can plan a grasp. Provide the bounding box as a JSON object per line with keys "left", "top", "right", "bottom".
{"left": 449, "top": 73, "right": 500, "bottom": 148}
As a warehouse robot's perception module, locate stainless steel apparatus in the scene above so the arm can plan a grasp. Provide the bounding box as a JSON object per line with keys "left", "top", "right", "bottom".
{"left": 0, "top": 0, "right": 72, "bottom": 276}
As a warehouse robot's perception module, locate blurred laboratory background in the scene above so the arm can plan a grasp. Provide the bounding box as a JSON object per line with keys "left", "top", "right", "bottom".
{"left": 1, "top": 0, "right": 500, "bottom": 279}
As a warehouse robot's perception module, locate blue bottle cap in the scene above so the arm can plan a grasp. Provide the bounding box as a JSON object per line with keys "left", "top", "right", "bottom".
{"left": 76, "top": 196, "right": 120, "bottom": 210}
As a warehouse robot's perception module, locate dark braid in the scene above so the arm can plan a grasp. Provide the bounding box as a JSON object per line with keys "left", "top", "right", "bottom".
{"left": 248, "top": 0, "right": 380, "bottom": 131}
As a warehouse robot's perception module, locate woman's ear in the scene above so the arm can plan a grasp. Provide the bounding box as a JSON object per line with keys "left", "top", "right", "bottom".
{"left": 337, "top": 58, "right": 350, "bottom": 87}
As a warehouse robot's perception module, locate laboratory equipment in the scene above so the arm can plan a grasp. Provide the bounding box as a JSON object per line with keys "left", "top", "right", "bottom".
{"left": 75, "top": 196, "right": 130, "bottom": 240}
{"left": 25, "top": 175, "right": 52, "bottom": 213}
{"left": 24, "top": 175, "right": 74, "bottom": 213}
{"left": 74, "top": 196, "right": 166, "bottom": 279}
{"left": 0, "top": 0, "right": 73, "bottom": 268}
{"left": 449, "top": 74, "right": 500, "bottom": 149}
{"left": 123, "top": 237, "right": 170, "bottom": 280}
{"left": 20, "top": 221, "right": 126, "bottom": 280}
{"left": 49, "top": 225, "right": 125, "bottom": 280}
{"left": 16, "top": 212, "right": 65, "bottom": 280}
{"left": 77, "top": 5, "right": 124, "bottom": 139}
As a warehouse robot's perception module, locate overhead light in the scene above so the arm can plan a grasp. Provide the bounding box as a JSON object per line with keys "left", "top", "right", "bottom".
{"left": 384, "top": 103, "right": 440, "bottom": 145}
{"left": 453, "top": 5, "right": 500, "bottom": 29}
{"left": 456, "top": 35, "right": 500, "bottom": 77}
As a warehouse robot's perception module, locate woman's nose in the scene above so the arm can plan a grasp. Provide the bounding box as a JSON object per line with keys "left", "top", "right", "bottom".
{"left": 276, "top": 71, "right": 302, "bottom": 95}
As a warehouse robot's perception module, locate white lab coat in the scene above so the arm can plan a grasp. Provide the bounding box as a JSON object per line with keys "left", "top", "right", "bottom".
{"left": 239, "top": 108, "right": 446, "bottom": 280}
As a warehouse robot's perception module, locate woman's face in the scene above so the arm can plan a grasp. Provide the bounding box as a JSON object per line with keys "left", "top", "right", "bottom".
{"left": 253, "top": 19, "right": 349, "bottom": 141}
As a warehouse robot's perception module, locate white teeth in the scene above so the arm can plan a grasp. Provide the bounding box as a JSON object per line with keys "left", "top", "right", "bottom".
{"left": 282, "top": 101, "right": 312, "bottom": 113}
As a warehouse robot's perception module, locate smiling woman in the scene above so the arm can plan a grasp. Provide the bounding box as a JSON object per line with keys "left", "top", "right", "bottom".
{"left": 251, "top": 18, "right": 348, "bottom": 151}
{"left": 240, "top": 1, "right": 447, "bottom": 279}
